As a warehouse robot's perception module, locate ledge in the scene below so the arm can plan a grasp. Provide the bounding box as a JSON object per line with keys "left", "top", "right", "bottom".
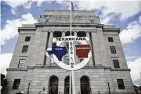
{"left": 18, "top": 25, "right": 36, "bottom": 33}
{"left": 35, "top": 22, "right": 99, "bottom": 26}
{"left": 8, "top": 66, "right": 130, "bottom": 72}
{"left": 27, "top": 65, "right": 61, "bottom": 69}
{"left": 6, "top": 68, "right": 27, "bottom": 71}
{"left": 111, "top": 68, "right": 130, "bottom": 71}
{"left": 45, "top": 10, "right": 95, "bottom": 13}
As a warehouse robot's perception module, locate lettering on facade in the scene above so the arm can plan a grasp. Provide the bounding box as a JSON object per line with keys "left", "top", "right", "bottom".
{"left": 56, "top": 37, "right": 86, "bottom": 41}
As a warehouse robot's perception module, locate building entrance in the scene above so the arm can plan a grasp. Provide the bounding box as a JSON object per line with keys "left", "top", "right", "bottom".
{"left": 49, "top": 76, "right": 58, "bottom": 94}
{"left": 80, "top": 76, "right": 90, "bottom": 94}
{"left": 64, "top": 76, "right": 71, "bottom": 94}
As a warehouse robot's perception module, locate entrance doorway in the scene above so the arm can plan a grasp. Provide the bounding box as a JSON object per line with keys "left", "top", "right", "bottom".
{"left": 49, "top": 75, "right": 58, "bottom": 94}
{"left": 64, "top": 76, "right": 71, "bottom": 94}
{"left": 80, "top": 76, "right": 90, "bottom": 94}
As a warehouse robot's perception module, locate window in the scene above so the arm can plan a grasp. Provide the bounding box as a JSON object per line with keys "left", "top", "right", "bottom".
{"left": 113, "top": 59, "right": 120, "bottom": 68}
{"left": 22, "top": 45, "right": 28, "bottom": 53}
{"left": 108, "top": 37, "right": 113, "bottom": 42}
{"left": 53, "top": 31, "right": 62, "bottom": 37}
{"left": 18, "top": 59, "right": 25, "bottom": 68}
{"left": 117, "top": 79, "right": 125, "bottom": 89}
{"left": 65, "top": 31, "right": 74, "bottom": 36}
{"left": 110, "top": 46, "right": 116, "bottom": 54}
{"left": 65, "top": 31, "right": 70, "bottom": 36}
{"left": 25, "top": 36, "right": 31, "bottom": 42}
{"left": 77, "top": 31, "right": 86, "bottom": 37}
{"left": 12, "top": 79, "right": 21, "bottom": 89}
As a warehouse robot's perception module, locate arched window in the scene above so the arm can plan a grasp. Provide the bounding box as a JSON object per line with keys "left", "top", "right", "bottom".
{"left": 64, "top": 76, "right": 70, "bottom": 94}
{"left": 49, "top": 75, "right": 58, "bottom": 94}
{"left": 80, "top": 76, "right": 90, "bottom": 94}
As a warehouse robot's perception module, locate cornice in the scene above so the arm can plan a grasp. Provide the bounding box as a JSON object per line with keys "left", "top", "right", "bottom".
{"left": 18, "top": 27, "right": 36, "bottom": 33}
{"left": 45, "top": 10, "right": 95, "bottom": 13}
{"left": 103, "top": 27, "right": 120, "bottom": 34}
{"left": 35, "top": 22, "right": 99, "bottom": 26}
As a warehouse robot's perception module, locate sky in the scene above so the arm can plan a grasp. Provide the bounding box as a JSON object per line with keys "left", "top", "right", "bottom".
{"left": 0, "top": 0, "right": 141, "bottom": 86}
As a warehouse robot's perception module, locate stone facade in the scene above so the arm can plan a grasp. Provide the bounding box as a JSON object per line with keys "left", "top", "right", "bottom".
{"left": 4, "top": 10, "right": 135, "bottom": 94}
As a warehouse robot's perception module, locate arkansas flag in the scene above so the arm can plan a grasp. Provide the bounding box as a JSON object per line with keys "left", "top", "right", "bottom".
{"left": 75, "top": 45, "right": 91, "bottom": 58}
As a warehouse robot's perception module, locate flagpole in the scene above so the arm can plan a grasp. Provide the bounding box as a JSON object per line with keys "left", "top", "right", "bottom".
{"left": 69, "top": 70, "right": 72, "bottom": 94}
{"left": 69, "top": 1, "right": 72, "bottom": 94}
{"left": 69, "top": 1, "right": 76, "bottom": 94}
{"left": 70, "top": 1, "right": 72, "bottom": 36}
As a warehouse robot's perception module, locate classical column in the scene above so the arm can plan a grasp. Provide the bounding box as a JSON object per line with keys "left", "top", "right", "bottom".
{"left": 62, "top": 31, "right": 65, "bottom": 37}
{"left": 46, "top": 31, "right": 54, "bottom": 66}
{"left": 74, "top": 31, "right": 77, "bottom": 36}
{"left": 87, "top": 31, "right": 95, "bottom": 67}
{"left": 61, "top": 31, "right": 66, "bottom": 63}
{"left": 58, "top": 76, "right": 64, "bottom": 94}
{"left": 86, "top": 31, "right": 91, "bottom": 66}
{"left": 91, "top": 30, "right": 99, "bottom": 67}
{"left": 48, "top": 31, "right": 53, "bottom": 47}
{"left": 86, "top": 31, "right": 90, "bottom": 38}
{"left": 74, "top": 31, "right": 79, "bottom": 63}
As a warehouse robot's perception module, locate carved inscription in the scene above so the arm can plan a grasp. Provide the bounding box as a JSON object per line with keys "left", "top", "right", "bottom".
{"left": 45, "top": 15, "right": 95, "bottom": 23}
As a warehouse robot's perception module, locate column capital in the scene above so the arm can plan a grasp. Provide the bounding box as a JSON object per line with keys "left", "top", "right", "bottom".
{"left": 86, "top": 31, "right": 91, "bottom": 33}
{"left": 49, "top": 31, "right": 54, "bottom": 33}
{"left": 73, "top": 31, "right": 78, "bottom": 33}
{"left": 61, "top": 31, "right": 66, "bottom": 33}
{"left": 74, "top": 31, "right": 77, "bottom": 36}
{"left": 62, "top": 31, "right": 65, "bottom": 37}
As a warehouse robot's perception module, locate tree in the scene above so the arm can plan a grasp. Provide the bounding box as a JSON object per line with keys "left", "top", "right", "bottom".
{"left": 1, "top": 73, "right": 8, "bottom": 93}
{"left": 134, "top": 85, "right": 141, "bottom": 94}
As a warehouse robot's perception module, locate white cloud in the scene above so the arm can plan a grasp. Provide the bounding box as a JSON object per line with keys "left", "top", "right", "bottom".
{"left": 76, "top": 0, "right": 141, "bottom": 20}
{"left": 33, "top": 0, "right": 47, "bottom": 6}
{"left": 119, "top": 16, "right": 141, "bottom": 44}
{"left": 127, "top": 57, "right": 141, "bottom": 86}
{"left": 126, "top": 56, "right": 136, "bottom": 60}
{"left": 101, "top": 14, "right": 116, "bottom": 24}
{"left": 4, "top": 0, "right": 29, "bottom": 9}
{"left": 0, "top": 13, "right": 37, "bottom": 45}
{"left": 4, "top": 0, "right": 57, "bottom": 8}
{"left": 24, "top": 1, "right": 33, "bottom": 10}
{"left": 4, "top": 0, "right": 140, "bottom": 20}
{"left": 0, "top": 53, "right": 13, "bottom": 75}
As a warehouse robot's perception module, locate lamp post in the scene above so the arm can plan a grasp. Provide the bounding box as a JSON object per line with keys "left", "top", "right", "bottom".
{"left": 107, "top": 81, "right": 111, "bottom": 94}
{"left": 27, "top": 80, "right": 31, "bottom": 94}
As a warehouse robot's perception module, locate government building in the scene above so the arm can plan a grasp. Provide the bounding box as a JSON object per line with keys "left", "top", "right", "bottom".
{"left": 4, "top": 10, "right": 135, "bottom": 94}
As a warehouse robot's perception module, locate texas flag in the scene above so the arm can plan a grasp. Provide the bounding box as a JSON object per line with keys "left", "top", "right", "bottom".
{"left": 75, "top": 45, "right": 91, "bottom": 58}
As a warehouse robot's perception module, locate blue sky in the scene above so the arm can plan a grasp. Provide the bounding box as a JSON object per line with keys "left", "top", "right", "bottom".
{"left": 0, "top": 0, "right": 141, "bottom": 86}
